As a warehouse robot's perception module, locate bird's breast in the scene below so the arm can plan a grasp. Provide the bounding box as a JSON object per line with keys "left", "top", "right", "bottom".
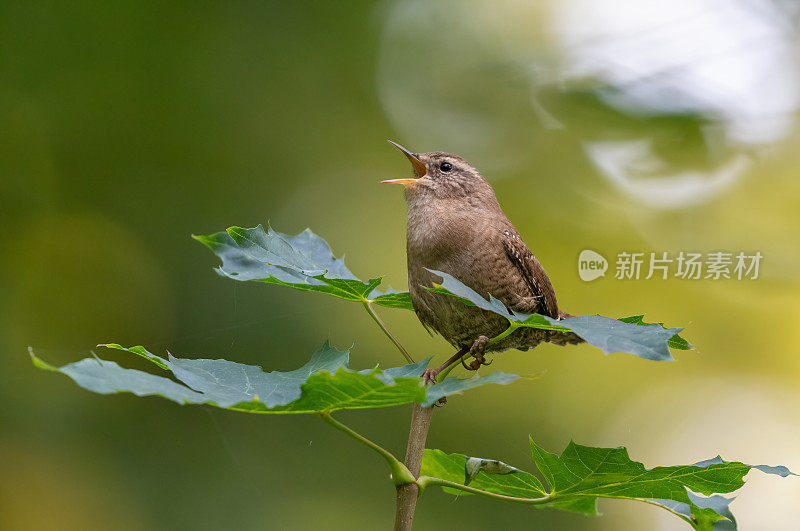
{"left": 405, "top": 199, "right": 478, "bottom": 264}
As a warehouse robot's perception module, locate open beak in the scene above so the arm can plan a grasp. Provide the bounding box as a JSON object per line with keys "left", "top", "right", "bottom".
{"left": 382, "top": 140, "right": 428, "bottom": 186}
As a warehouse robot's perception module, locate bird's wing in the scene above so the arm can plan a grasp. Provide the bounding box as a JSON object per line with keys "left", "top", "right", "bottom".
{"left": 493, "top": 229, "right": 560, "bottom": 319}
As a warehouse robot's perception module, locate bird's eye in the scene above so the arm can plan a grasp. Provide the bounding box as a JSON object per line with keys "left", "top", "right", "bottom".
{"left": 440, "top": 161, "right": 453, "bottom": 172}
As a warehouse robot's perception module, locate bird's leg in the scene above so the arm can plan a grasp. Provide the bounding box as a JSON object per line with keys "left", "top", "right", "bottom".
{"left": 465, "top": 335, "right": 491, "bottom": 371}
{"left": 422, "top": 336, "right": 492, "bottom": 383}
{"left": 420, "top": 335, "right": 492, "bottom": 384}
{"left": 418, "top": 337, "right": 492, "bottom": 406}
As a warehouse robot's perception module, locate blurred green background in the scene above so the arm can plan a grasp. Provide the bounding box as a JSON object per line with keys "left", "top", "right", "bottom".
{"left": 3, "top": 0, "right": 800, "bottom": 529}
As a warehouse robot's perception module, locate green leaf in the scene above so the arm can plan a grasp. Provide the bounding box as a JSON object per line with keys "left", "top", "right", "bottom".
{"left": 193, "top": 224, "right": 413, "bottom": 309}
{"left": 31, "top": 343, "right": 518, "bottom": 413}
{"left": 426, "top": 269, "right": 691, "bottom": 361}
{"left": 618, "top": 315, "right": 693, "bottom": 350}
{"left": 527, "top": 439, "right": 750, "bottom": 514}
{"left": 423, "top": 372, "right": 519, "bottom": 407}
{"left": 369, "top": 290, "right": 414, "bottom": 311}
{"left": 648, "top": 490, "right": 735, "bottom": 530}
{"left": 421, "top": 438, "right": 792, "bottom": 529}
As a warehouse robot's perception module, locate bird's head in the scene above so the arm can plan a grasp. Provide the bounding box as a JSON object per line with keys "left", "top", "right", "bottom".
{"left": 382, "top": 141, "right": 494, "bottom": 201}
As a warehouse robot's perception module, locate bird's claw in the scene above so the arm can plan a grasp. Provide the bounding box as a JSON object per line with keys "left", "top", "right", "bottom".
{"left": 421, "top": 369, "right": 437, "bottom": 386}
{"left": 465, "top": 335, "right": 491, "bottom": 371}
{"left": 421, "top": 369, "right": 447, "bottom": 406}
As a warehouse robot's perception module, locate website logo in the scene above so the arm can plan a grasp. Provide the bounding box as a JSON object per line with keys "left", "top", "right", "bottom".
{"left": 578, "top": 250, "right": 608, "bottom": 282}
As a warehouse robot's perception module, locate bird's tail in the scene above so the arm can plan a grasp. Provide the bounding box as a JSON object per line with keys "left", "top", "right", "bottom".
{"left": 546, "top": 310, "right": 584, "bottom": 346}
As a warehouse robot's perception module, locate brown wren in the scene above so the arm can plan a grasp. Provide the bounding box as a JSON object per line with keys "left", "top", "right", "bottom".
{"left": 383, "top": 141, "right": 582, "bottom": 381}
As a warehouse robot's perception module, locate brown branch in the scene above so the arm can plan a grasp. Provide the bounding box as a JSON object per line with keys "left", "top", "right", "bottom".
{"left": 394, "top": 403, "right": 434, "bottom": 530}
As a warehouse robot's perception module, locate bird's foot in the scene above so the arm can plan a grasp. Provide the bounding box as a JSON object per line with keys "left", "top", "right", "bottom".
{"left": 464, "top": 335, "right": 491, "bottom": 371}
{"left": 421, "top": 369, "right": 447, "bottom": 407}
{"left": 421, "top": 369, "right": 438, "bottom": 385}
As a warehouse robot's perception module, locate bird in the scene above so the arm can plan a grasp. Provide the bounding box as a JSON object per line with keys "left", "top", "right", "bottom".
{"left": 382, "top": 141, "right": 582, "bottom": 381}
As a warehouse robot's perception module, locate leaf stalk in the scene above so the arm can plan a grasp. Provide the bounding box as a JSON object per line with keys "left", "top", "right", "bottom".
{"left": 487, "top": 322, "right": 519, "bottom": 346}
{"left": 362, "top": 300, "right": 415, "bottom": 364}
{"left": 319, "top": 412, "right": 416, "bottom": 487}
{"left": 416, "top": 476, "right": 552, "bottom": 504}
